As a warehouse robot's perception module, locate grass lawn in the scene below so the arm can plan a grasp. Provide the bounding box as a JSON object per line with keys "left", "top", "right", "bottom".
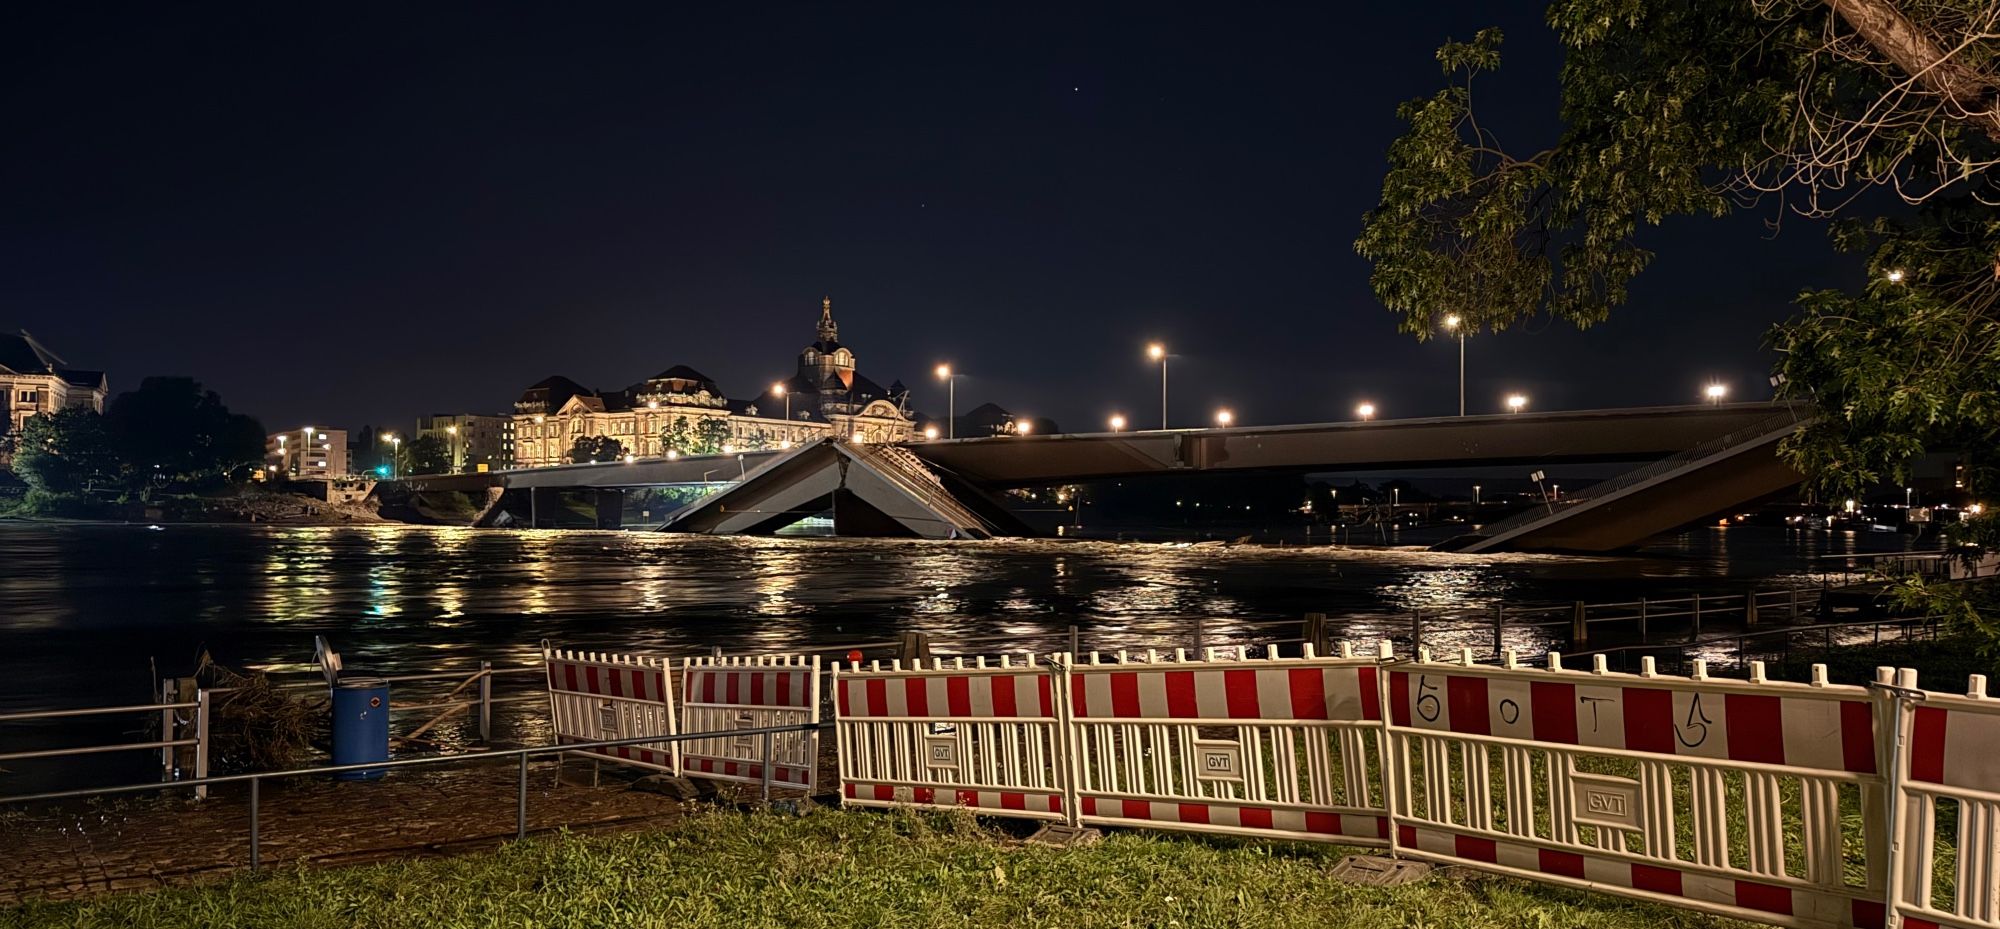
{"left": 2, "top": 808, "right": 1749, "bottom": 929}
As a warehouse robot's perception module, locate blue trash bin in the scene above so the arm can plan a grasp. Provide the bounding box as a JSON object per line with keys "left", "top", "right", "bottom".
{"left": 331, "top": 677, "right": 390, "bottom": 780}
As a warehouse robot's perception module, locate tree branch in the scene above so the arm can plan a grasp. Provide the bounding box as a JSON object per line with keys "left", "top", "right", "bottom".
{"left": 1823, "top": 0, "right": 2000, "bottom": 140}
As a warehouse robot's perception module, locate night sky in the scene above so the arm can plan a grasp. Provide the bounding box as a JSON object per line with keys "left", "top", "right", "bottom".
{"left": 1, "top": 4, "right": 1860, "bottom": 437}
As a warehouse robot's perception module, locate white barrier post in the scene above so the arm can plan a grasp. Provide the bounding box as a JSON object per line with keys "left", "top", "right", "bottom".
{"left": 193, "top": 688, "right": 211, "bottom": 801}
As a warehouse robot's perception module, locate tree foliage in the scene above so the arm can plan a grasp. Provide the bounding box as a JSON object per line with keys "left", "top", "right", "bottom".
{"left": 11, "top": 408, "right": 121, "bottom": 497}
{"left": 403, "top": 434, "right": 453, "bottom": 475}
{"left": 1356, "top": 1, "right": 1999, "bottom": 339}
{"left": 661, "top": 416, "right": 732, "bottom": 456}
{"left": 568, "top": 435, "right": 625, "bottom": 464}
{"left": 106, "top": 376, "right": 266, "bottom": 492}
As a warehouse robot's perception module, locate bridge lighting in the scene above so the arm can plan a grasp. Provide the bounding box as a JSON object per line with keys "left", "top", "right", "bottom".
{"left": 1215, "top": 409, "right": 1234, "bottom": 427}
{"left": 935, "top": 364, "right": 959, "bottom": 438}
{"left": 721, "top": 443, "right": 735, "bottom": 454}
{"left": 1705, "top": 383, "right": 1728, "bottom": 404}
{"left": 1443, "top": 315, "right": 1466, "bottom": 416}
{"left": 1506, "top": 394, "right": 1528, "bottom": 414}
{"left": 852, "top": 431, "right": 867, "bottom": 443}
{"left": 1887, "top": 268, "right": 1906, "bottom": 283}
{"left": 923, "top": 425, "right": 940, "bottom": 440}
{"left": 779, "top": 440, "right": 793, "bottom": 450}
{"left": 1016, "top": 420, "right": 1033, "bottom": 435}
{"left": 1356, "top": 402, "right": 1375, "bottom": 421}
{"left": 1108, "top": 414, "right": 1126, "bottom": 432}
{"left": 1148, "top": 343, "right": 1168, "bottom": 429}
{"left": 666, "top": 449, "right": 680, "bottom": 460}
{"left": 624, "top": 454, "right": 636, "bottom": 464}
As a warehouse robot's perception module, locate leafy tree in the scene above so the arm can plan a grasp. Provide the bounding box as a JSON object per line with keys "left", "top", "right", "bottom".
{"left": 696, "top": 417, "right": 731, "bottom": 454}
{"left": 662, "top": 416, "right": 731, "bottom": 455}
{"left": 11, "top": 409, "right": 121, "bottom": 497}
{"left": 105, "top": 377, "right": 265, "bottom": 495}
{"left": 403, "top": 434, "right": 452, "bottom": 475}
{"left": 1358, "top": 1, "right": 2000, "bottom": 640}
{"left": 568, "top": 435, "right": 625, "bottom": 464}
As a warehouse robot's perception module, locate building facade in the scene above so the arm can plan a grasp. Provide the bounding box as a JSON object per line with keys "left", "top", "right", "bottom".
{"left": 0, "top": 331, "right": 108, "bottom": 462}
{"left": 417, "top": 413, "right": 516, "bottom": 472}
{"left": 512, "top": 299, "right": 917, "bottom": 467}
{"left": 266, "top": 426, "right": 350, "bottom": 479}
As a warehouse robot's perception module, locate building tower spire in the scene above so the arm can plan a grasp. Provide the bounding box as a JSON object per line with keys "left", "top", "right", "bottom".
{"left": 817, "top": 296, "right": 838, "bottom": 343}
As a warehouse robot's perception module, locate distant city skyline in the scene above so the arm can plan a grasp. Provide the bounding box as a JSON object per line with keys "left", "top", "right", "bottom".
{"left": 0, "top": 5, "right": 1855, "bottom": 436}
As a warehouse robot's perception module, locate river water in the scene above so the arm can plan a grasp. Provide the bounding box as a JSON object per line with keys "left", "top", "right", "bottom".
{"left": 0, "top": 521, "right": 1910, "bottom": 790}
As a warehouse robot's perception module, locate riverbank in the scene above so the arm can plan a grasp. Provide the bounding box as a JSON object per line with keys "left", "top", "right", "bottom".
{"left": 2, "top": 807, "right": 1739, "bottom": 929}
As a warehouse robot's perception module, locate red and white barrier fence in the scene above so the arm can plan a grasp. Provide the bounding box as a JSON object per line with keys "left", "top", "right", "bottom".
{"left": 1068, "top": 644, "right": 1390, "bottom": 845}
{"left": 543, "top": 647, "right": 679, "bottom": 774}
{"left": 834, "top": 654, "right": 1069, "bottom": 822}
{"left": 1385, "top": 648, "right": 1886, "bottom": 929}
{"left": 834, "top": 642, "right": 1998, "bottom": 929}
{"left": 1888, "top": 668, "right": 2000, "bottom": 929}
{"left": 680, "top": 655, "right": 821, "bottom": 788}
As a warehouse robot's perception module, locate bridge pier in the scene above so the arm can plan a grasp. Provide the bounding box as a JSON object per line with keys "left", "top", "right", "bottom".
{"left": 530, "top": 487, "right": 561, "bottom": 529}
{"left": 594, "top": 489, "right": 623, "bottom": 530}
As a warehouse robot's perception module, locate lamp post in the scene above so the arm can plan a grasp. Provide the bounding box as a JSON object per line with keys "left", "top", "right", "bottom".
{"left": 446, "top": 424, "right": 460, "bottom": 473}
{"left": 1443, "top": 314, "right": 1465, "bottom": 416}
{"left": 381, "top": 433, "right": 401, "bottom": 478}
{"left": 1147, "top": 343, "right": 1168, "bottom": 429}
{"left": 1473, "top": 484, "right": 1482, "bottom": 509}
{"left": 1506, "top": 394, "right": 1528, "bottom": 414}
{"left": 278, "top": 434, "right": 289, "bottom": 475}
{"left": 1705, "top": 383, "right": 1728, "bottom": 405}
{"left": 772, "top": 382, "right": 791, "bottom": 446}
{"left": 1356, "top": 402, "right": 1375, "bottom": 422}
{"left": 1108, "top": 414, "right": 1126, "bottom": 432}
{"left": 1215, "top": 409, "right": 1234, "bottom": 427}
{"left": 935, "top": 364, "right": 958, "bottom": 438}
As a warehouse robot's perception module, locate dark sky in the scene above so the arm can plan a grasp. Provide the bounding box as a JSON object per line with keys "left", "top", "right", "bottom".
{"left": 0, "top": 3, "right": 1859, "bottom": 436}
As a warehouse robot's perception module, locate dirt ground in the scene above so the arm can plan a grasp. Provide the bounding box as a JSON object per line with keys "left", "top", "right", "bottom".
{"left": 1, "top": 748, "right": 832, "bottom": 905}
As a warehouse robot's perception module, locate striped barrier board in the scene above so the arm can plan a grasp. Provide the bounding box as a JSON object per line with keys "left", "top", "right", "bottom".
{"left": 835, "top": 655, "right": 1069, "bottom": 821}
{"left": 1068, "top": 644, "right": 1391, "bottom": 845}
{"left": 1889, "top": 669, "right": 2000, "bottom": 929}
{"left": 543, "top": 647, "right": 679, "bottom": 774}
{"left": 679, "top": 654, "right": 821, "bottom": 788}
{"left": 1384, "top": 649, "right": 1887, "bottom": 929}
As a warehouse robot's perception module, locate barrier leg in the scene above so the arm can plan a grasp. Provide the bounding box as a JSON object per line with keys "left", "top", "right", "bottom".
{"left": 194, "top": 689, "right": 212, "bottom": 801}
{"left": 478, "top": 661, "right": 492, "bottom": 743}
{"left": 249, "top": 777, "right": 261, "bottom": 871}
{"left": 760, "top": 732, "right": 772, "bottom": 803}
{"left": 517, "top": 754, "right": 529, "bottom": 839}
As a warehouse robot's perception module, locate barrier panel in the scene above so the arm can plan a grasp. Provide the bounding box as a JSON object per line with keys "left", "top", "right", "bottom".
{"left": 1383, "top": 649, "right": 1888, "bottom": 929}
{"left": 543, "top": 647, "right": 679, "bottom": 774}
{"left": 1887, "top": 669, "right": 2000, "bottom": 929}
{"left": 834, "top": 655, "right": 1069, "bottom": 822}
{"left": 1067, "top": 645, "right": 1391, "bottom": 845}
{"left": 679, "top": 654, "right": 822, "bottom": 788}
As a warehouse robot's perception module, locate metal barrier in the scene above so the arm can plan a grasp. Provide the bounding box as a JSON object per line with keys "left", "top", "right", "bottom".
{"left": 1884, "top": 668, "right": 2000, "bottom": 929}
{"left": 836, "top": 645, "right": 2000, "bottom": 929}
{"left": 0, "top": 692, "right": 212, "bottom": 799}
{"left": 679, "top": 655, "right": 821, "bottom": 788}
{"left": 1067, "top": 644, "right": 1391, "bottom": 845}
{"left": 1383, "top": 648, "right": 1886, "bottom": 929}
{"left": 834, "top": 654, "right": 1069, "bottom": 822}
{"left": 0, "top": 723, "right": 816, "bottom": 873}
{"left": 542, "top": 647, "right": 679, "bottom": 774}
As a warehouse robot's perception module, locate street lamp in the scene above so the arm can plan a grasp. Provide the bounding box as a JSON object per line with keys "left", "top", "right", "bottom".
{"left": 1148, "top": 343, "right": 1168, "bottom": 429}
{"left": 1443, "top": 314, "right": 1466, "bottom": 416}
{"left": 1356, "top": 402, "right": 1375, "bottom": 421}
{"left": 446, "top": 424, "right": 460, "bottom": 472}
{"left": 277, "top": 434, "right": 289, "bottom": 475}
{"left": 935, "top": 364, "right": 959, "bottom": 438}
{"left": 1215, "top": 409, "right": 1234, "bottom": 427}
{"left": 772, "top": 382, "right": 792, "bottom": 446}
{"left": 1108, "top": 413, "right": 1126, "bottom": 432}
{"left": 1506, "top": 394, "right": 1528, "bottom": 414}
{"left": 380, "top": 433, "right": 401, "bottom": 478}
{"left": 923, "top": 425, "right": 939, "bottom": 441}
{"left": 1887, "top": 269, "right": 1906, "bottom": 283}
{"left": 1016, "top": 420, "right": 1033, "bottom": 436}
{"left": 1473, "top": 484, "right": 1482, "bottom": 508}
{"left": 1705, "top": 383, "right": 1728, "bottom": 405}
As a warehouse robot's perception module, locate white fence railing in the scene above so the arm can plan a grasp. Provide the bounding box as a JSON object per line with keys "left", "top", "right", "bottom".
{"left": 836, "top": 646, "right": 1995, "bottom": 929}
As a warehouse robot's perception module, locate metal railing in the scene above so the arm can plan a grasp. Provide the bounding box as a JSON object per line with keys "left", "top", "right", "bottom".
{"left": 0, "top": 723, "right": 819, "bottom": 872}
{"left": 0, "top": 692, "right": 213, "bottom": 798}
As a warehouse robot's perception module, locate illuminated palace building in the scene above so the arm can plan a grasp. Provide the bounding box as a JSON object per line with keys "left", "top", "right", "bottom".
{"left": 512, "top": 299, "right": 917, "bottom": 467}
